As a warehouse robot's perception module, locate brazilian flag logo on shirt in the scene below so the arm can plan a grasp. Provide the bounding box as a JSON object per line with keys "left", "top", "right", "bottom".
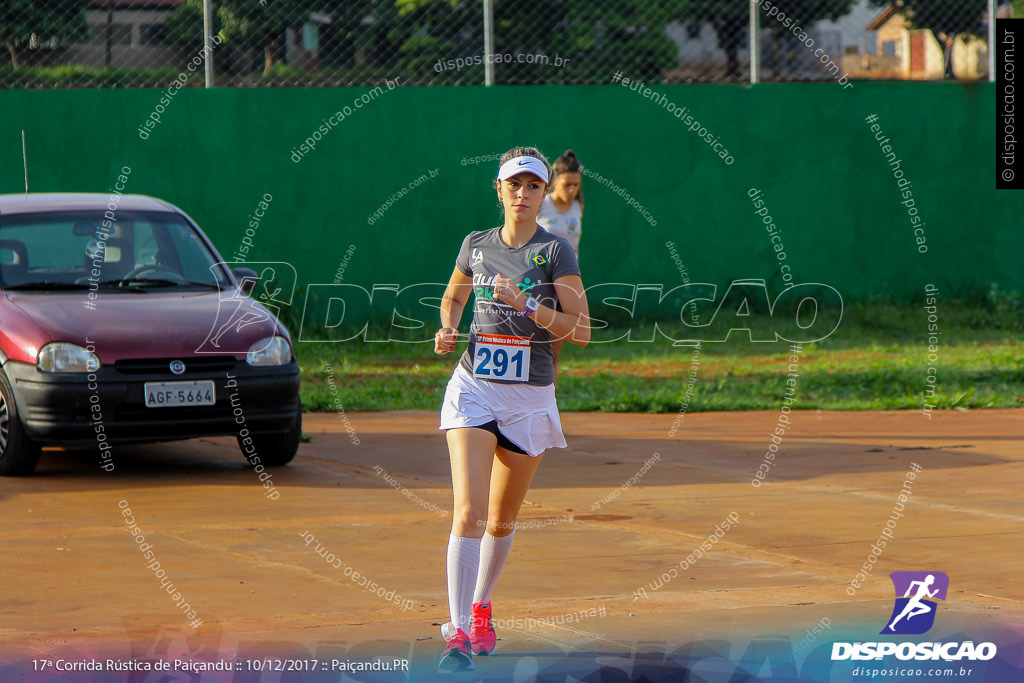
{"left": 530, "top": 253, "right": 547, "bottom": 267}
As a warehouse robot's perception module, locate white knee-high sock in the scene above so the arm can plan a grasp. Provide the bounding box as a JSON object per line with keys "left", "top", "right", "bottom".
{"left": 447, "top": 535, "right": 481, "bottom": 632}
{"left": 473, "top": 530, "right": 516, "bottom": 605}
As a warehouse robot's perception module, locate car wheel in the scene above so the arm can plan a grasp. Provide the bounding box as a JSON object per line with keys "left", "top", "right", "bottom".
{"left": 238, "top": 406, "right": 301, "bottom": 467}
{"left": 0, "top": 368, "right": 42, "bottom": 476}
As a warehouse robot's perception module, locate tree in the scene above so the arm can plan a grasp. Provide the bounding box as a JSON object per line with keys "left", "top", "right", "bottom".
{"left": 390, "top": 0, "right": 482, "bottom": 83}
{"left": 870, "top": 0, "right": 988, "bottom": 78}
{"left": 383, "top": 0, "right": 686, "bottom": 84}
{"left": 680, "top": 0, "right": 860, "bottom": 80}
{"left": 679, "top": 0, "right": 745, "bottom": 80}
{"left": 0, "top": 0, "right": 89, "bottom": 70}
{"left": 318, "top": 0, "right": 391, "bottom": 71}
{"left": 164, "top": 0, "right": 212, "bottom": 54}
{"left": 166, "top": 0, "right": 317, "bottom": 76}
{"left": 510, "top": 0, "right": 689, "bottom": 84}
{"left": 871, "top": 0, "right": 986, "bottom": 40}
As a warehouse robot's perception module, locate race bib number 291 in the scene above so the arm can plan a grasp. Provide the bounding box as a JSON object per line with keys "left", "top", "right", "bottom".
{"left": 473, "top": 334, "right": 531, "bottom": 382}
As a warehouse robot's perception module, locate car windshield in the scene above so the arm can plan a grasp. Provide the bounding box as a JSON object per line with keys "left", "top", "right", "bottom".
{"left": 0, "top": 210, "right": 232, "bottom": 291}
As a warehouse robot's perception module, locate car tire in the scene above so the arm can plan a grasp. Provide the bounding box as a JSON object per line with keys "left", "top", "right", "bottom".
{"left": 239, "top": 406, "right": 301, "bottom": 467}
{"left": 0, "top": 367, "right": 42, "bottom": 476}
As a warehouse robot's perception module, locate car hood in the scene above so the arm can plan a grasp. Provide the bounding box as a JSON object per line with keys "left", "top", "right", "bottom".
{"left": 4, "top": 290, "right": 288, "bottom": 363}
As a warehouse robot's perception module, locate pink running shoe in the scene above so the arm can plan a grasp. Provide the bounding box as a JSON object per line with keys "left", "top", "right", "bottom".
{"left": 470, "top": 602, "right": 496, "bottom": 655}
{"left": 438, "top": 622, "right": 474, "bottom": 672}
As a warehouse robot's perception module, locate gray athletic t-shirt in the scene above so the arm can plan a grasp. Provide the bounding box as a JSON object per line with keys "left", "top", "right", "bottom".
{"left": 455, "top": 226, "right": 581, "bottom": 386}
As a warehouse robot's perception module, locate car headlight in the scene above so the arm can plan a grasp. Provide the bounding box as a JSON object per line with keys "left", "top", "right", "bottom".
{"left": 246, "top": 336, "right": 292, "bottom": 366}
{"left": 38, "top": 342, "right": 101, "bottom": 373}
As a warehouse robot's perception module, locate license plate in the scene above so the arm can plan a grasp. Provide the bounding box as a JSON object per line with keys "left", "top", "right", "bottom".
{"left": 144, "top": 381, "right": 216, "bottom": 408}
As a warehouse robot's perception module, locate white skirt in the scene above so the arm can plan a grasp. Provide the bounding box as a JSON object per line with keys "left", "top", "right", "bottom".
{"left": 438, "top": 364, "right": 566, "bottom": 457}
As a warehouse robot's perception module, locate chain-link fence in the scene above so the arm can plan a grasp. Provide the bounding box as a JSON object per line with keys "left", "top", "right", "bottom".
{"left": 0, "top": 0, "right": 1003, "bottom": 89}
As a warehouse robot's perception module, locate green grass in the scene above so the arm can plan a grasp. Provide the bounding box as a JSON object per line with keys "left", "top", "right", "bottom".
{"left": 295, "top": 298, "right": 1024, "bottom": 413}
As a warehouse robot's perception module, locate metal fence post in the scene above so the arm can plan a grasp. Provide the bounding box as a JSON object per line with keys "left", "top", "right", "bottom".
{"left": 989, "top": 0, "right": 996, "bottom": 82}
{"left": 104, "top": 0, "right": 113, "bottom": 70}
{"left": 204, "top": 0, "right": 215, "bottom": 87}
{"left": 749, "top": 0, "right": 760, "bottom": 84}
{"left": 483, "top": 0, "right": 495, "bottom": 86}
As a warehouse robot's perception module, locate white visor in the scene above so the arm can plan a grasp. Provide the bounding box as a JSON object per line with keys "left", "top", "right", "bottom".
{"left": 497, "top": 156, "right": 549, "bottom": 184}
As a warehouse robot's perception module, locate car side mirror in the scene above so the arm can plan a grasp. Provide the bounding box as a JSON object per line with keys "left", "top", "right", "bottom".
{"left": 231, "top": 268, "right": 258, "bottom": 296}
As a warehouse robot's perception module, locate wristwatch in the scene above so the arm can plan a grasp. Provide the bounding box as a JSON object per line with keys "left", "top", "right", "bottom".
{"left": 522, "top": 296, "right": 540, "bottom": 317}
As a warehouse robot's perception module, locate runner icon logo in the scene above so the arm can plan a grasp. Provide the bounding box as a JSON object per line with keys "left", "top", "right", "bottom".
{"left": 880, "top": 571, "right": 949, "bottom": 635}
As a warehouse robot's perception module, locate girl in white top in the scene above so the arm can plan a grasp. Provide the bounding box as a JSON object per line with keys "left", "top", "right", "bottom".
{"left": 535, "top": 150, "right": 584, "bottom": 380}
{"left": 536, "top": 149, "right": 584, "bottom": 256}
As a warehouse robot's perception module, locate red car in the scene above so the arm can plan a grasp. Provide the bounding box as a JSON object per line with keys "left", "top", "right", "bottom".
{"left": 0, "top": 193, "right": 301, "bottom": 476}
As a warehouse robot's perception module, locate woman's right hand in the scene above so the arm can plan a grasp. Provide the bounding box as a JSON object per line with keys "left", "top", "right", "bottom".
{"left": 434, "top": 327, "right": 458, "bottom": 354}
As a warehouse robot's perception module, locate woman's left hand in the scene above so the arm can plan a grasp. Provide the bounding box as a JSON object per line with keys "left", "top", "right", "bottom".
{"left": 493, "top": 272, "right": 526, "bottom": 311}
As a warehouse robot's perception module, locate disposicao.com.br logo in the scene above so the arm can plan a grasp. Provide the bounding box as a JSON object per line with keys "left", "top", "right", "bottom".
{"left": 831, "top": 571, "right": 997, "bottom": 663}
{"left": 882, "top": 571, "right": 948, "bottom": 635}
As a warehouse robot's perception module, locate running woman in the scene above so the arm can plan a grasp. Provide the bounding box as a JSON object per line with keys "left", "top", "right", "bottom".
{"left": 433, "top": 146, "right": 590, "bottom": 672}
{"left": 536, "top": 150, "right": 584, "bottom": 382}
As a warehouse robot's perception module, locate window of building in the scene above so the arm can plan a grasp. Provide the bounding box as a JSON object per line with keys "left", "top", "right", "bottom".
{"left": 90, "top": 23, "right": 133, "bottom": 46}
{"left": 110, "top": 23, "right": 133, "bottom": 45}
{"left": 140, "top": 24, "right": 167, "bottom": 46}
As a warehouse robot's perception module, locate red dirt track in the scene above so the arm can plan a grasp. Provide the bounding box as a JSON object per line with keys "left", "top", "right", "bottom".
{"left": 2, "top": 409, "right": 1022, "bottom": 675}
